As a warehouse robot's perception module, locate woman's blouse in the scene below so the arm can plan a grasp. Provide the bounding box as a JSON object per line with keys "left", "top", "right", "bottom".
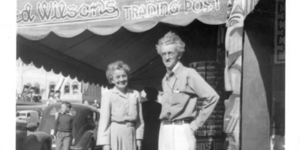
{"left": 97, "top": 87, "right": 144, "bottom": 145}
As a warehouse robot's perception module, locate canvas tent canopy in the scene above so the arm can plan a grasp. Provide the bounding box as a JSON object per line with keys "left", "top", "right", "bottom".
{"left": 17, "top": 0, "right": 259, "bottom": 87}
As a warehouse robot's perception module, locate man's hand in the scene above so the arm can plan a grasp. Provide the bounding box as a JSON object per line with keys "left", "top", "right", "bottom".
{"left": 103, "top": 145, "right": 111, "bottom": 150}
{"left": 137, "top": 140, "right": 142, "bottom": 150}
{"left": 189, "top": 122, "right": 198, "bottom": 135}
{"left": 72, "top": 138, "right": 75, "bottom": 145}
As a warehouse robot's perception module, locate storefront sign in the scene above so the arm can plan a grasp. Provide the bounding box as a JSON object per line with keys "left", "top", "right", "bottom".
{"left": 17, "top": 0, "right": 223, "bottom": 28}
{"left": 122, "top": 0, "right": 220, "bottom": 20}
{"left": 17, "top": 0, "right": 121, "bottom": 26}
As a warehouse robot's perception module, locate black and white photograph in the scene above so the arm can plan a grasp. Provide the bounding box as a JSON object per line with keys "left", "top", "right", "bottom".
{"left": 1, "top": 0, "right": 299, "bottom": 150}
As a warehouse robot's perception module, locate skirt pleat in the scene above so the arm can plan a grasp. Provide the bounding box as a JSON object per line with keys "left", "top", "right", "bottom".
{"left": 111, "top": 122, "right": 136, "bottom": 150}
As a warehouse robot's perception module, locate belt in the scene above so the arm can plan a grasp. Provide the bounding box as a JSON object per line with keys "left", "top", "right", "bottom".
{"left": 113, "top": 121, "right": 135, "bottom": 127}
{"left": 58, "top": 131, "right": 71, "bottom": 133}
{"left": 162, "top": 119, "right": 192, "bottom": 125}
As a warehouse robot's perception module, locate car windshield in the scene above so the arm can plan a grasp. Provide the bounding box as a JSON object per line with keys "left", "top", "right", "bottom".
{"left": 17, "top": 112, "right": 26, "bottom": 117}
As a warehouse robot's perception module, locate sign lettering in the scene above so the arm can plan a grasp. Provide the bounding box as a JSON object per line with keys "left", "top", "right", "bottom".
{"left": 17, "top": 0, "right": 221, "bottom": 27}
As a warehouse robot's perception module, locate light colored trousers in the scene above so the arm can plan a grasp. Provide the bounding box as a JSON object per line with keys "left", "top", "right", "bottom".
{"left": 55, "top": 131, "right": 72, "bottom": 150}
{"left": 159, "top": 123, "right": 196, "bottom": 150}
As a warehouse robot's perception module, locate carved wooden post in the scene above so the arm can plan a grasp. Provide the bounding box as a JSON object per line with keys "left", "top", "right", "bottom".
{"left": 223, "top": 0, "right": 258, "bottom": 150}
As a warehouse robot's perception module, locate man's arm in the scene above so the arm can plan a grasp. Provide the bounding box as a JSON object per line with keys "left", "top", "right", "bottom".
{"left": 54, "top": 114, "right": 59, "bottom": 135}
{"left": 188, "top": 69, "right": 220, "bottom": 131}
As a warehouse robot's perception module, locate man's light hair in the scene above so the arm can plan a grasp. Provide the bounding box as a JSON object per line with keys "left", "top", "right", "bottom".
{"left": 156, "top": 31, "right": 185, "bottom": 55}
{"left": 106, "top": 61, "right": 130, "bottom": 84}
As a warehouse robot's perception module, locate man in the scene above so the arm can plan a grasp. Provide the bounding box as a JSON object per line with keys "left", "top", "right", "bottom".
{"left": 156, "top": 32, "right": 220, "bottom": 150}
{"left": 142, "top": 87, "right": 162, "bottom": 150}
{"left": 54, "top": 101, "right": 76, "bottom": 150}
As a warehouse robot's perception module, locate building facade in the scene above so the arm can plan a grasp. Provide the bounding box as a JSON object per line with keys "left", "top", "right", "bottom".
{"left": 16, "top": 58, "right": 102, "bottom": 104}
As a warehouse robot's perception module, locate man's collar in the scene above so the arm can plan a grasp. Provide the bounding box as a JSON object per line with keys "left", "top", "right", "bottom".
{"left": 172, "top": 62, "right": 180, "bottom": 72}
{"left": 166, "top": 62, "right": 183, "bottom": 80}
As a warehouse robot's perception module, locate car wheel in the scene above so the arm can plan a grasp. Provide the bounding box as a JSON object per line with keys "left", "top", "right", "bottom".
{"left": 40, "top": 142, "right": 49, "bottom": 150}
{"left": 88, "top": 138, "right": 95, "bottom": 150}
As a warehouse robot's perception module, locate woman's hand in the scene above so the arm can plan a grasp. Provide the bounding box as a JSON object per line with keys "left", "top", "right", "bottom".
{"left": 137, "top": 140, "right": 142, "bottom": 150}
{"left": 103, "top": 145, "right": 111, "bottom": 150}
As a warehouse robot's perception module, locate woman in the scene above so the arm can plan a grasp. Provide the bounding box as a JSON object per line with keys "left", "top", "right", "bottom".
{"left": 97, "top": 61, "right": 144, "bottom": 150}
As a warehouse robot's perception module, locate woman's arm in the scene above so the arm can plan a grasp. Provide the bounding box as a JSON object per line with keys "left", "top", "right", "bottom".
{"left": 97, "top": 92, "right": 112, "bottom": 146}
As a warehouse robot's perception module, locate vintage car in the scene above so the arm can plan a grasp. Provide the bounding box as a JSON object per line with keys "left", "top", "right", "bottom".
{"left": 16, "top": 103, "right": 46, "bottom": 119}
{"left": 17, "top": 110, "right": 40, "bottom": 127}
{"left": 38, "top": 103, "right": 100, "bottom": 150}
{"left": 16, "top": 120, "right": 52, "bottom": 150}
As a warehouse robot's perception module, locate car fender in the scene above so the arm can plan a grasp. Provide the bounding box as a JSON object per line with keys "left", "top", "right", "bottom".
{"left": 16, "top": 130, "right": 27, "bottom": 150}
{"left": 23, "top": 132, "right": 52, "bottom": 150}
{"left": 74, "top": 130, "right": 95, "bottom": 149}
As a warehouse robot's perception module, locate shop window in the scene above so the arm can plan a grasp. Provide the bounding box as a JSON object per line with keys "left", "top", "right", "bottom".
{"left": 49, "top": 82, "right": 56, "bottom": 91}
{"left": 21, "top": 83, "right": 31, "bottom": 101}
{"left": 48, "top": 82, "right": 56, "bottom": 99}
{"left": 72, "top": 82, "right": 79, "bottom": 94}
{"left": 23, "top": 83, "right": 31, "bottom": 93}
{"left": 64, "top": 82, "right": 70, "bottom": 94}
{"left": 34, "top": 83, "right": 40, "bottom": 94}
